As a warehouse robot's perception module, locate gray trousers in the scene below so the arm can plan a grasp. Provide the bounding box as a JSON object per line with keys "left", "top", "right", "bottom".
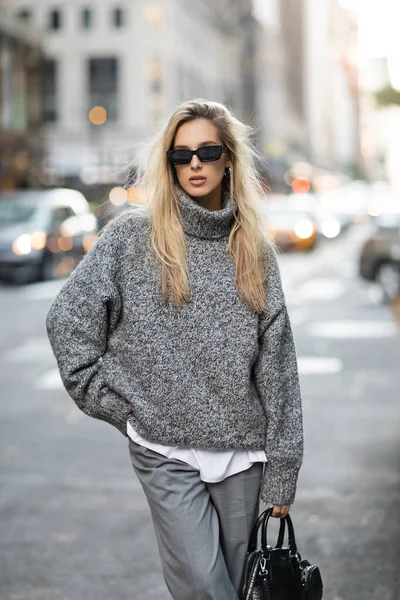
{"left": 128, "top": 438, "right": 262, "bottom": 600}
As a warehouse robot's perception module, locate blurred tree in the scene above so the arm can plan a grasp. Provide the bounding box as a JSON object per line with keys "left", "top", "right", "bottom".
{"left": 375, "top": 85, "right": 400, "bottom": 107}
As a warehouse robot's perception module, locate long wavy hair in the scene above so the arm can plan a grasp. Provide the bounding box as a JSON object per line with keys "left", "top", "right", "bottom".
{"left": 135, "top": 99, "right": 269, "bottom": 312}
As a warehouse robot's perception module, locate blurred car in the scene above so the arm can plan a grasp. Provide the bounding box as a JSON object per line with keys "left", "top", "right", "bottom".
{"left": 366, "top": 190, "right": 400, "bottom": 221}
{"left": 317, "top": 190, "right": 356, "bottom": 232}
{"left": 359, "top": 210, "right": 400, "bottom": 300}
{"left": 264, "top": 197, "right": 318, "bottom": 252}
{"left": 286, "top": 192, "right": 342, "bottom": 239}
{"left": 0, "top": 188, "right": 98, "bottom": 284}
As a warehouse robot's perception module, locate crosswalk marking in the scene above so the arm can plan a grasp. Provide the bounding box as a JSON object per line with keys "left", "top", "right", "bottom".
{"left": 285, "top": 278, "right": 346, "bottom": 306}
{"left": 297, "top": 356, "right": 343, "bottom": 375}
{"left": 308, "top": 320, "right": 398, "bottom": 339}
{"left": 34, "top": 369, "right": 62, "bottom": 390}
{"left": 5, "top": 337, "right": 53, "bottom": 363}
{"left": 295, "top": 278, "right": 346, "bottom": 302}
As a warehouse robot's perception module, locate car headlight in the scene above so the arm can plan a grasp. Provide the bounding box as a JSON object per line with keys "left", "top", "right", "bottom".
{"left": 294, "top": 219, "right": 314, "bottom": 239}
{"left": 321, "top": 218, "right": 341, "bottom": 239}
{"left": 12, "top": 231, "right": 47, "bottom": 255}
{"left": 12, "top": 234, "right": 32, "bottom": 255}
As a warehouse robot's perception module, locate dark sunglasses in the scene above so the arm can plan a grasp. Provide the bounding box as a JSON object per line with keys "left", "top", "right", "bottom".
{"left": 167, "top": 145, "right": 228, "bottom": 165}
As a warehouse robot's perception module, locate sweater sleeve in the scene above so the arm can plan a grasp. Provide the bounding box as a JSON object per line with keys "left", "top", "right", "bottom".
{"left": 254, "top": 244, "right": 304, "bottom": 506}
{"left": 46, "top": 212, "right": 133, "bottom": 436}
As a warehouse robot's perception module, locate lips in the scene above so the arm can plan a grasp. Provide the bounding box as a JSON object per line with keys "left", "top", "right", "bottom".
{"left": 189, "top": 177, "right": 206, "bottom": 186}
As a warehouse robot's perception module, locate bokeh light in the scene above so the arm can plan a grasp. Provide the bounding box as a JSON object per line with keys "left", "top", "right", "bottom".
{"left": 89, "top": 106, "right": 107, "bottom": 126}
{"left": 109, "top": 186, "right": 128, "bottom": 206}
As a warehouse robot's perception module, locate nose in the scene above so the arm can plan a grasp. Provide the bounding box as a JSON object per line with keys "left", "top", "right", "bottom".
{"left": 190, "top": 154, "right": 201, "bottom": 169}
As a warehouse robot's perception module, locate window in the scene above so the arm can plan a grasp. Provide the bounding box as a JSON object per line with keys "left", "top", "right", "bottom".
{"left": 17, "top": 8, "right": 31, "bottom": 22}
{"left": 52, "top": 206, "right": 75, "bottom": 226}
{"left": 88, "top": 58, "right": 119, "bottom": 122}
{"left": 44, "top": 59, "right": 58, "bottom": 122}
{"left": 48, "top": 9, "right": 62, "bottom": 31}
{"left": 81, "top": 8, "right": 93, "bottom": 29}
{"left": 0, "top": 200, "right": 37, "bottom": 225}
{"left": 113, "top": 7, "right": 124, "bottom": 28}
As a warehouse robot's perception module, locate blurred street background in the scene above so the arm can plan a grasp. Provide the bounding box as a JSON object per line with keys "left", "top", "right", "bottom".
{"left": 1, "top": 1, "right": 400, "bottom": 599}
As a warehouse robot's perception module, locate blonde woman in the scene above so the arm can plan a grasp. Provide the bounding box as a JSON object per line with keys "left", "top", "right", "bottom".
{"left": 46, "top": 99, "right": 303, "bottom": 600}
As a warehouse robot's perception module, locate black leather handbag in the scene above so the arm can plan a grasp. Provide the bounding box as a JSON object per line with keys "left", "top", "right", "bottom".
{"left": 240, "top": 507, "right": 323, "bottom": 600}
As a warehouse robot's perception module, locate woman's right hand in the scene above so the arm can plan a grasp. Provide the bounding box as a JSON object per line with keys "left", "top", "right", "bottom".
{"left": 263, "top": 502, "right": 291, "bottom": 518}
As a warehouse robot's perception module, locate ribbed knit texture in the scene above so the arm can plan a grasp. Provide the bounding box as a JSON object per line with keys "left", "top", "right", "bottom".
{"left": 46, "top": 189, "right": 303, "bottom": 505}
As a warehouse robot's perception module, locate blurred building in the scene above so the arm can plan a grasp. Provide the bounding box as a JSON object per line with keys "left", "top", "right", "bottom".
{"left": 303, "top": 0, "right": 360, "bottom": 176}
{"left": 253, "top": 0, "right": 361, "bottom": 191}
{"left": 253, "top": 0, "right": 308, "bottom": 190}
{"left": 279, "top": 0, "right": 308, "bottom": 160}
{"left": 356, "top": 1, "right": 400, "bottom": 187}
{"left": 235, "top": 0, "right": 258, "bottom": 123}
{"left": 330, "top": 1, "right": 361, "bottom": 176}
{"left": 0, "top": 8, "right": 44, "bottom": 190}
{"left": 4, "top": 0, "right": 257, "bottom": 187}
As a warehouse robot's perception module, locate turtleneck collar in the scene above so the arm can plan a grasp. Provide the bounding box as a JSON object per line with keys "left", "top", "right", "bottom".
{"left": 176, "top": 186, "right": 238, "bottom": 239}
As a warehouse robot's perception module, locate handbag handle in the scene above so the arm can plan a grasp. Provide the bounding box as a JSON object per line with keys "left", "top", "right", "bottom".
{"left": 247, "top": 508, "right": 288, "bottom": 554}
{"left": 247, "top": 508, "right": 298, "bottom": 555}
{"left": 247, "top": 509, "right": 270, "bottom": 553}
{"left": 276, "top": 517, "right": 286, "bottom": 547}
{"left": 261, "top": 508, "right": 298, "bottom": 556}
{"left": 275, "top": 514, "right": 297, "bottom": 552}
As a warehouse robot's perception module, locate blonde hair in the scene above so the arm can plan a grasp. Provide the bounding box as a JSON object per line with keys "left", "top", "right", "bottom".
{"left": 135, "top": 99, "right": 269, "bottom": 312}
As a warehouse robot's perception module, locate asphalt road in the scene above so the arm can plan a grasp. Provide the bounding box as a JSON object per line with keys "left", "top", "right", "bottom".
{"left": 1, "top": 225, "right": 400, "bottom": 600}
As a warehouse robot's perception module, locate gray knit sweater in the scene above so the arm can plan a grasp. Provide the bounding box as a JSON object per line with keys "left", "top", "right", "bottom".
{"left": 46, "top": 189, "right": 303, "bottom": 505}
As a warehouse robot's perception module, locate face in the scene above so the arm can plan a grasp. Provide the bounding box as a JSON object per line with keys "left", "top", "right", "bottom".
{"left": 171, "top": 119, "right": 230, "bottom": 198}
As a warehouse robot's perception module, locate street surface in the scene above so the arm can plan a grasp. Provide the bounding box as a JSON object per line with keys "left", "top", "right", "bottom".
{"left": 1, "top": 224, "right": 400, "bottom": 600}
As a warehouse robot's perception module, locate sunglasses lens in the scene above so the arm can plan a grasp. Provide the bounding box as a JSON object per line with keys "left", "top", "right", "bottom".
{"left": 168, "top": 145, "right": 224, "bottom": 165}
{"left": 168, "top": 150, "right": 191, "bottom": 165}
{"left": 198, "top": 146, "right": 222, "bottom": 162}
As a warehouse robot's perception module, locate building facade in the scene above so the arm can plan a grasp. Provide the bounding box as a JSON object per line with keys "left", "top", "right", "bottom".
{"left": 279, "top": 0, "right": 308, "bottom": 159}
{"left": 263, "top": 0, "right": 361, "bottom": 182}
{"left": 4, "top": 0, "right": 253, "bottom": 186}
{"left": 303, "top": 0, "right": 360, "bottom": 175}
{"left": 252, "top": 0, "right": 309, "bottom": 190}
{"left": 0, "top": 8, "right": 44, "bottom": 190}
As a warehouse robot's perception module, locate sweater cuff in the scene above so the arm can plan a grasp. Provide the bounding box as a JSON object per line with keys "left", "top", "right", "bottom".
{"left": 86, "top": 381, "right": 131, "bottom": 437}
{"left": 260, "top": 459, "right": 301, "bottom": 506}
{"left": 98, "top": 389, "right": 131, "bottom": 436}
